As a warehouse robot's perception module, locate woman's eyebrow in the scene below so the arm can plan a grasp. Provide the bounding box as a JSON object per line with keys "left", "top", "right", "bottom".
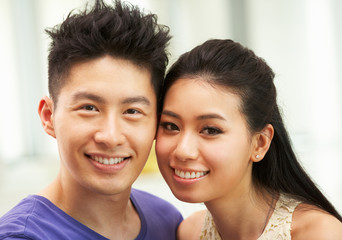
{"left": 161, "top": 110, "right": 180, "bottom": 118}
{"left": 197, "top": 113, "right": 226, "bottom": 121}
{"left": 161, "top": 111, "right": 226, "bottom": 121}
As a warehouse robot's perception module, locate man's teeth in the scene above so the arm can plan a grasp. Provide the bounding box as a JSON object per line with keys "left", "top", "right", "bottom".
{"left": 92, "top": 156, "right": 125, "bottom": 165}
{"left": 175, "top": 169, "right": 208, "bottom": 179}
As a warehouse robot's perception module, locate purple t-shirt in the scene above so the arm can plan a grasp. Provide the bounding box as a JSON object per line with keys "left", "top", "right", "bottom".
{"left": 0, "top": 189, "right": 183, "bottom": 239}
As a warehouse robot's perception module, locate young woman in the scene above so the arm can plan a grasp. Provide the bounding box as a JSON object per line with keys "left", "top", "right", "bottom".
{"left": 156, "top": 39, "right": 342, "bottom": 239}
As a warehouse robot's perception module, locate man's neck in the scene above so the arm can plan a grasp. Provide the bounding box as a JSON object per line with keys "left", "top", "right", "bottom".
{"left": 38, "top": 175, "right": 141, "bottom": 239}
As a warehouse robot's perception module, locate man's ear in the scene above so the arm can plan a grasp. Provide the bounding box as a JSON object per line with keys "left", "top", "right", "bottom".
{"left": 251, "top": 124, "right": 274, "bottom": 162}
{"left": 38, "top": 96, "right": 56, "bottom": 138}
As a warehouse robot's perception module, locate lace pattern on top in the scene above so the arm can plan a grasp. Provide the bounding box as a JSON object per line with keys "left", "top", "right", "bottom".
{"left": 199, "top": 194, "right": 302, "bottom": 240}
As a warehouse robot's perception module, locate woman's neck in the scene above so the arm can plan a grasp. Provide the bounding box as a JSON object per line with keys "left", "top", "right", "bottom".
{"left": 204, "top": 189, "right": 276, "bottom": 240}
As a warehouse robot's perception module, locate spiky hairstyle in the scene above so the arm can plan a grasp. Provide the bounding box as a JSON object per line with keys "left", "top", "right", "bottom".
{"left": 46, "top": 0, "right": 171, "bottom": 105}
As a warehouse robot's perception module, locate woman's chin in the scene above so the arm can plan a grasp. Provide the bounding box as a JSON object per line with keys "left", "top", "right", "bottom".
{"left": 171, "top": 189, "right": 203, "bottom": 203}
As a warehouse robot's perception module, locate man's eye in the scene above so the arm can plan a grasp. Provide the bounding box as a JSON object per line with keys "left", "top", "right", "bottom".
{"left": 81, "top": 105, "right": 98, "bottom": 111}
{"left": 201, "top": 126, "right": 223, "bottom": 136}
{"left": 160, "top": 122, "right": 179, "bottom": 131}
{"left": 124, "top": 109, "right": 141, "bottom": 114}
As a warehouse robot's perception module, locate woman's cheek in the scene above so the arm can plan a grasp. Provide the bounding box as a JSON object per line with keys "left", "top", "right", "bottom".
{"left": 155, "top": 135, "right": 168, "bottom": 161}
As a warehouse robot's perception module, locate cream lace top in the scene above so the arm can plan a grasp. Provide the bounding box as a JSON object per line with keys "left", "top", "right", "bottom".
{"left": 200, "top": 194, "right": 302, "bottom": 240}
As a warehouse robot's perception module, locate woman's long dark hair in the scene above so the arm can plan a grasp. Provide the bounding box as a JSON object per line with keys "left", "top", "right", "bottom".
{"left": 162, "top": 39, "right": 342, "bottom": 221}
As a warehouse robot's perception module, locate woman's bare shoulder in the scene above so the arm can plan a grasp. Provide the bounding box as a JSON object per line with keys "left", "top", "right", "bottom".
{"left": 292, "top": 203, "right": 342, "bottom": 240}
{"left": 177, "top": 210, "right": 207, "bottom": 240}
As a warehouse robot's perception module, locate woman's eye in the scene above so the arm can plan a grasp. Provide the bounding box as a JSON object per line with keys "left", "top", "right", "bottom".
{"left": 80, "top": 105, "right": 98, "bottom": 111}
{"left": 160, "top": 122, "right": 179, "bottom": 131}
{"left": 201, "top": 126, "right": 223, "bottom": 136}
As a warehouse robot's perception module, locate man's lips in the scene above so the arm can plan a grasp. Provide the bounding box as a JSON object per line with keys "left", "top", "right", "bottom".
{"left": 86, "top": 154, "right": 130, "bottom": 165}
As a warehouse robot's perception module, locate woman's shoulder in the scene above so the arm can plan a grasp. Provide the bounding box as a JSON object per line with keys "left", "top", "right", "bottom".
{"left": 177, "top": 210, "right": 207, "bottom": 240}
{"left": 291, "top": 203, "right": 342, "bottom": 240}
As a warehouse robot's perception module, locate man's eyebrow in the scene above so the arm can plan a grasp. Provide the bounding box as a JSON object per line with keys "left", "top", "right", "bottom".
{"left": 71, "top": 91, "right": 105, "bottom": 103}
{"left": 70, "top": 92, "right": 151, "bottom": 106}
{"left": 121, "top": 96, "right": 151, "bottom": 106}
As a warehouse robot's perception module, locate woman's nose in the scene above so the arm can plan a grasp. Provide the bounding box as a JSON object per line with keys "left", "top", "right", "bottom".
{"left": 174, "top": 133, "right": 199, "bottom": 161}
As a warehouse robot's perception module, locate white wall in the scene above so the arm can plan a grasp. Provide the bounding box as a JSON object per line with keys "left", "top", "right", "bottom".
{"left": 245, "top": 0, "right": 342, "bottom": 211}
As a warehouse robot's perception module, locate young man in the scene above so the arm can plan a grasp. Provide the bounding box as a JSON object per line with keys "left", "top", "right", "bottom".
{"left": 0, "top": 0, "right": 182, "bottom": 239}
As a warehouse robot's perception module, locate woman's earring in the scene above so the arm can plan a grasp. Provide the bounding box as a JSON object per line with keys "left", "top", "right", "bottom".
{"left": 256, "top": 154, "right": 260, "bottom": 159}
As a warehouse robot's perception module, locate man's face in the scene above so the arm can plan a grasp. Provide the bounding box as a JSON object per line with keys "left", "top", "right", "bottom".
{"left": 42, "top": 56, "right": 157, "bottom": 196}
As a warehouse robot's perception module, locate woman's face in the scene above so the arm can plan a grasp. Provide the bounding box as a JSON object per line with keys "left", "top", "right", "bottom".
{"left": 156, "top": 78, "right": 258, "bottom": 203}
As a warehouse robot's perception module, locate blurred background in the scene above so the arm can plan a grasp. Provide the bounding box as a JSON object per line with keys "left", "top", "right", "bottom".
{"left": 0, "top": 0, "right": 341, "bottom": 218}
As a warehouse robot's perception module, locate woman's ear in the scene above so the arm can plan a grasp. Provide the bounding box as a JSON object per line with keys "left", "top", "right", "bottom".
{"left": 251, "top": 124, "right": 274, "bottom": 162}
{"left": 38, "top": 96, "right": 56, "bottom": 138}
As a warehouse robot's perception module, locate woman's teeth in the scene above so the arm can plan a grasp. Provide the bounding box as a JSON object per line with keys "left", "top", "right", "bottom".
{"left": 92, "top": 156, "right": 125, "bottom": 165}
{"left": 175, "top": 169, "right": 209, "bottom": 179}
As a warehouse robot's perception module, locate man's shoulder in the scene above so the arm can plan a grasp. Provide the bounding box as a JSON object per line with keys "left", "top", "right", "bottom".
{"left": 0, "top": 195, "right": 43, "bottom": 238}
{"left": 0, "top": 195, "right": 108, "bottom": 240}
{"left": 0, "top": 195, "right": 37, "bottom": 222}
{"left": 131, "top": 188, "right": 183, "bottom": 221}
{"left": 130, "top": 188, "right": 166, "bottom": 202}
{"left": 131, "top": 189, "right": 183, "bottom": 240}
{"left": 131, "top": 188, "right": 178, "bottom": 210}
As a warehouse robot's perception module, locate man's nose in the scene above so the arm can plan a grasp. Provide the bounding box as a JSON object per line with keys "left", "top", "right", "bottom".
{"left": 94, "top": 115, "right": 125, "bottom": 148}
